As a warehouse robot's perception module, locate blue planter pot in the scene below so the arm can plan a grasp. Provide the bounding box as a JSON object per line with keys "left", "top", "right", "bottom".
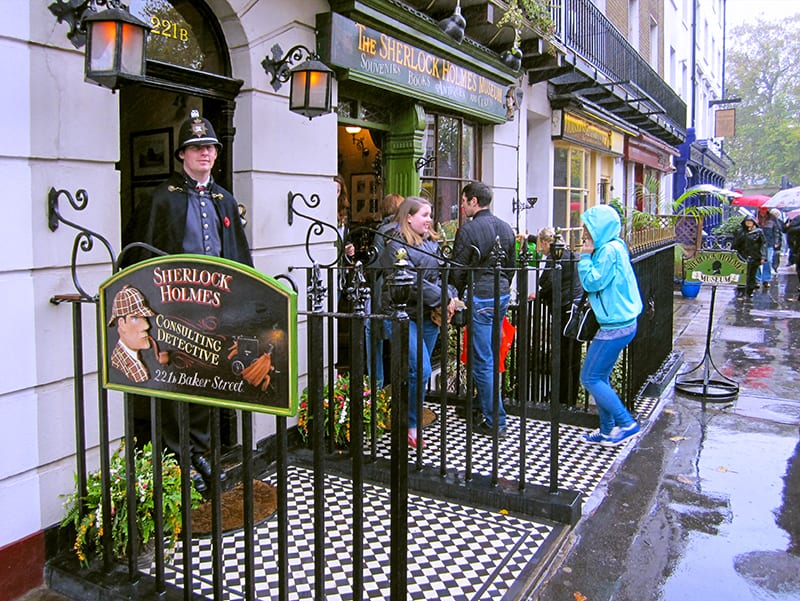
{"left": 680, "top": 281, "right": 702, "bottom": 298}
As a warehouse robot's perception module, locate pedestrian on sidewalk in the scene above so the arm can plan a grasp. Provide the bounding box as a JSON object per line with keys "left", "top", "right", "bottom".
{"left": 450, "top": 181, "right": 516, "bottom": 438}
{"left": 732, "top": 212, "right": 766, "bottom": 299}
{"left": 757, "top": 208, "right": 781, "bottom": 287}
{"left": 577, "top": 204, "right": 643, "bottom": 446}
{"left": 770, "top": 209, "right": 785, "bottom": 273}
{"left": 786, "top": 214, "right": 800, "bottom": 288}
{"left": 531, "top": 227, "right": 584, "bottom": 407}
{"left": 379, "top": 196, "right": 458, "bottom": 449}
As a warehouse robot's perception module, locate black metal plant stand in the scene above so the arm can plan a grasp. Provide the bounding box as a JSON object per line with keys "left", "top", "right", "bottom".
{"left": 674, "top": 285, "right": 739, "bottom": 401}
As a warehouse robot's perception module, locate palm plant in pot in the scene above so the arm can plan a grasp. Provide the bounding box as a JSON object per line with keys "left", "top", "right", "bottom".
{"left": 630, "top": 177, "right": 730, "bottom": 293}
{"left": 62, "top": 440, "right": 202, "bottom": 567}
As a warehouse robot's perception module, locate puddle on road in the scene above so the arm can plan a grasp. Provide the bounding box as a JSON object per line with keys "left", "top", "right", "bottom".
{"left": 662, "top": 427, "right": 800, "bottom": 599}
{"left": 734, "top": 396, "right": 800, "bottom": 425}
{"left": 718, "top": 325, "right": 765, "bottom": 343}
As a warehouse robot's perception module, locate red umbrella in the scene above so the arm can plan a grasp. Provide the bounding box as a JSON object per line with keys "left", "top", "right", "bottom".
{"left": 731, "top": 194, "right": 771, "bottom": 207}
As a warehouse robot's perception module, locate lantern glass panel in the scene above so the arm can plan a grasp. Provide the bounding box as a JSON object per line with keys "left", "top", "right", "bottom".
{"left": 290, "top": 70, "right": 308, "bottom": 111}
{"left": 307, "top": 71, "right": 329, "bottom": 109}
{"left": 120, "top": 24, "right": 145, "bottom": 75}
{"left": 89, "top": 21, "right": 118, "bottom": 71}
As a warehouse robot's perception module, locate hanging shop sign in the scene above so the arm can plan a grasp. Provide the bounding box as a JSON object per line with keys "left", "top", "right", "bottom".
{"left": 683, "top": 250, "right": 745, "bottom": 285}
{"left": 319, "top": 12, "right": 509, "bottom": 123}
{"left": 552, "top": 110, "right": 624, "bottom": 155}
{"left": 99, "top": 255, "right": 298, "bottom": 416}
{"left": 714, "top": 108, "right": 736, "bottom": 138}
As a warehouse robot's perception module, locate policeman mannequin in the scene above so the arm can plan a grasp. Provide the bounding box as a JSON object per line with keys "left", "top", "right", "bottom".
{"left": 124, "top": 110, "right": 252, "bottom": 492}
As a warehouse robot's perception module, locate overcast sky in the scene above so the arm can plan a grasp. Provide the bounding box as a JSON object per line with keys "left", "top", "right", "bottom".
{"left": 725, "top": 0, "right": 800, "bottom": 27}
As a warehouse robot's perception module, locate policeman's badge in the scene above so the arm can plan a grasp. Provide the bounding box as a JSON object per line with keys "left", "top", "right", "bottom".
{"left": 190, "top": 109, "right": 207, "bottom": 138}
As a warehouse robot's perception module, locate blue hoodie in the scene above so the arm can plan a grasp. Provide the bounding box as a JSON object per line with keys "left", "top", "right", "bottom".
{"left": 578, "top": 205, "right": 643, "bottom": 329}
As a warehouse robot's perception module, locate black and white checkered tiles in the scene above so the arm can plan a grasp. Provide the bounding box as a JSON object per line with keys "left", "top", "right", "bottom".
{"left": 156, "top": 466, "right": 554, "bottom": 600}
{"left": 153, "top": 397, "right": 657, "bottom": 600}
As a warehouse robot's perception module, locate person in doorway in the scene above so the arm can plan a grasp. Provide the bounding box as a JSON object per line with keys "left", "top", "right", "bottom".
{"left": 577, "top": 204, "right": 643, "bottom": 446}
{"left": 334, "top": 174, "right": 356, "bottom": 371}
{"left": 335, "top": 174, "right": 356, "bottom": 260}
{"left": 379, "top": 197, "right": 458, "bottom": 449}
{"left": 450, "top": 182, "right": 516, "bottom": 438}
{"left": 108, "top": 285, "right": 156, "bottom": 383}
{"left": 732, "top": 212, "right": 766, "bottom": 299}
{"left": 756, "top": 207, "right": 781, "bottom": 287}
{"left": 367, "top": 193, "right": 404, "bottom": 388}
{"left": 531, "top": 227, "right": 584, "bottom": 407}
{"left": 124, "top": 109, "right": 252, "bottom": 493}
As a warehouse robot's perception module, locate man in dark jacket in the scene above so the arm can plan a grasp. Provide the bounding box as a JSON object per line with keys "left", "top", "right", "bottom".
{"left": 732, "top": 212, "right": 766, "bottom": 299}
{"left": 450, "top": 182, "right": 516, "bottom": 438}
{"left": 124, "top": 110, "right": 252, "bottom": 492}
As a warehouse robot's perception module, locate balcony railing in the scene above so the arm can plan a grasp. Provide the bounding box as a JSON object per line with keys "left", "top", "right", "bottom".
{"left": 548, "top": 0, "right": 686, "bottom": 134}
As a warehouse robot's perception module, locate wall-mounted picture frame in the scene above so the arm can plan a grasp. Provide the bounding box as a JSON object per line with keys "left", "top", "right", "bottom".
{"left": 131, "top": 182, "right": 159, "bottom": 213}
{"left": 131, "top": 128, "right": 173, "bottom": 180}
{"left": 350, "top": 173, "right": 382, "bottom": 222}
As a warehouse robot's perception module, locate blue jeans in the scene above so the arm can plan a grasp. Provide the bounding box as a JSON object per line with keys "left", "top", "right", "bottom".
{"left": 386, "top": 317, "right": 439, "bottom": 429}
{"left": 580, "top": 326, "right": 637, "bottom": 435}
{"left": 756, "top": 247, "right": 774, "bottom": 283}
{"left": 470, "top": 295, "right": 510, "bottom": 428}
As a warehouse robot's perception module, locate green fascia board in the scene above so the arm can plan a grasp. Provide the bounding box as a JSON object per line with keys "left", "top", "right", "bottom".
{"left": 327, "top": 0, "right": 519, "bottom": 84}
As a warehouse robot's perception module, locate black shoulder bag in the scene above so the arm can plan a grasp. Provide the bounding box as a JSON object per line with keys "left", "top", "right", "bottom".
{"left": 563, "top": 292, "right": 599, "bottom": 343}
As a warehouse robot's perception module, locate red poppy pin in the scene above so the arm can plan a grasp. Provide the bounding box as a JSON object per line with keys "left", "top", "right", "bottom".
{"left": 223, "top": 217, "right": 231, "bottom": 228}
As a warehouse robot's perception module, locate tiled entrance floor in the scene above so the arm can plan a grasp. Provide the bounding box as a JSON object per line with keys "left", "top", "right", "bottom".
{"left": 155, "top": 397, "right": 658, "bottom": 600}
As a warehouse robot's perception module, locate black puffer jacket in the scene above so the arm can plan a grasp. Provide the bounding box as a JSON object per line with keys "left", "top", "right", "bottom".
{"left": 732, "top": 222, "right": 766, "bottom": 262}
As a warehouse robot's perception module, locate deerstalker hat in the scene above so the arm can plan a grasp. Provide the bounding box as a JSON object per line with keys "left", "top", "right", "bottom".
{"left": 108, "top": 285, "right": 156, "bottom": 326}
{"left": 174, "top": 109, "right": 222, "bottom": 160}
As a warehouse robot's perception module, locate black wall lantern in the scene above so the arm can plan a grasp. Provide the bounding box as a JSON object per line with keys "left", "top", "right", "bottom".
{"left": 48, "top": 0, "right": 150, "bottom": 90}
{"left": 262, "top": 43, "right": 334, "bottom": 120}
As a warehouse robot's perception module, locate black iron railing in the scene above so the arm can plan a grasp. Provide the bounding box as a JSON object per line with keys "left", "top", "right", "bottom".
{"left": 49, "top": 187, "right": 677, "bottom": 600}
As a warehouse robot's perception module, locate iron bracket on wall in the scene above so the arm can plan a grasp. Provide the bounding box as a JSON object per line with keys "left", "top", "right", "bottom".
{"left": 47, "top": 186, "right": 116, "bottom": 300}
{"left": 287, "top": 190, "right": 343, "bottom": 268}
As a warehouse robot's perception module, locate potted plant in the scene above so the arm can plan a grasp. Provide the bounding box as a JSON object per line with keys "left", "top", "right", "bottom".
{"left": 62, "top": 440, "right": 202, "bottom": 567}
{"left": 497, "top": 0, "right": 556, "bottom": 41}
{"left": 629, "top": 178, "right": 731, "bottom": 291}
{"left": 297, "top": 373, "right": 390, "bottom": 447}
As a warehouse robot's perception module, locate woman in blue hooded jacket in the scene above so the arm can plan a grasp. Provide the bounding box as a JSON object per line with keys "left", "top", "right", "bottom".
{"left": 577, "top": 205, "right": 643, "bottom": 446}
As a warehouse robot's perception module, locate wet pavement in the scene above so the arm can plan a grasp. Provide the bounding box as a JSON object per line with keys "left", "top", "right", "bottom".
{"left": 531, "top": 265, "right": 800, "bottom": 600}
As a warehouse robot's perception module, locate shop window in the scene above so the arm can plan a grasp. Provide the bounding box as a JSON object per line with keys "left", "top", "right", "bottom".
{"left": 336, "top": 98, "right": 392, "bottom": 127}
{"left": 554, "top": 145, "right": 588, "bottom": 246}
{"left": 129, "top": 0, "right": 225, "bottom": 73}
{"left": 420, "top": 113, "right": 479, "bottom": 237}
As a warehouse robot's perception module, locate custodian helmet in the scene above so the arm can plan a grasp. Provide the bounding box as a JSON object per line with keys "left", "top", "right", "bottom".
{"left": 174, "top": 109, "right": 222, "bottom": 160}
